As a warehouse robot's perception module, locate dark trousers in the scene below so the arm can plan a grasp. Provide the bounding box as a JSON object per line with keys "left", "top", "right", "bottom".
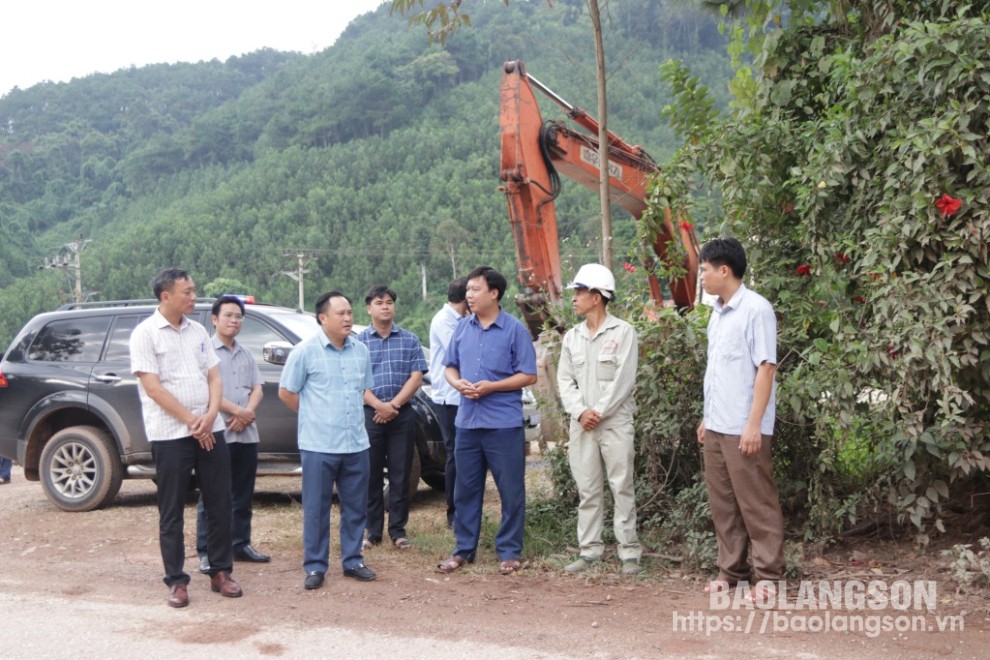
{"left": 301, "top": 448, "right": 369, "bottom": 573}
{"left": 364, "top": 404, "right": 415, "bottom": 542}
{"left": 195, "top": 442, "right": 259, "bottom": 554}
{"left": 152, "top": 433, "right": 232, "bottom": 586}
{"left": 433, "top": 403, "right": 459, "bottom": 526}
{"left": 452, "top": 426, "right": 526, "bottom": 562}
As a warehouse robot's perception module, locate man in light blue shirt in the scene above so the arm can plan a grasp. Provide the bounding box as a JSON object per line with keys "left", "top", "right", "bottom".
{"left": 279, "top": 291, "right": 377, "bottom": 589}
{"left": 428, "top": 277, "right": 468, "bottom": 527}
{"left": 696, "top": 238, "right": 785, "bottom": 601}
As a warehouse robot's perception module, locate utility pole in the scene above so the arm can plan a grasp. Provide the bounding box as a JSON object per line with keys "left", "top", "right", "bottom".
{"left": 281, "top": 249, "right": 328, "bottom": 312}
{"left": 42, "top": 238, "right": 97, "bottom": 303}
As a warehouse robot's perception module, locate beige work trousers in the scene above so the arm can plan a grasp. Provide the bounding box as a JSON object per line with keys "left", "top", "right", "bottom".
{"left": 703, "top": 429, "right": 785, "bottom": 582}
{"left": 568, "top": 422, "right": 642, "bottom": 561}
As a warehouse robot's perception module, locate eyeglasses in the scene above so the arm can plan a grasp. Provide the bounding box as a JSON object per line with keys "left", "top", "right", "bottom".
{"left": 219, "top": 313, "right": 244, "bottom": 321}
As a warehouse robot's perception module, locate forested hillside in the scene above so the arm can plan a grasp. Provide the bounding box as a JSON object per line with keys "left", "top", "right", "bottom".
{"left": 0, "top": 0, "right": 730, "bottom": 346}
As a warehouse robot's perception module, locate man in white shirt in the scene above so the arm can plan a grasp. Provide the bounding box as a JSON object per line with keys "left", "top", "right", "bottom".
{"left": 695, "top": 238, "right": 785, "bottom": 601}
{"left": 428, "top": 278, "right": 468, "bottom": 527}
{"left": 130, "top": 268, "right": 242, "bottom": 608}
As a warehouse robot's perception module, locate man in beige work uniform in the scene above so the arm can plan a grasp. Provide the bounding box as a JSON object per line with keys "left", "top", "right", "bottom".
{"left": 557, "top": 264, "right": 642, "bottom": 576}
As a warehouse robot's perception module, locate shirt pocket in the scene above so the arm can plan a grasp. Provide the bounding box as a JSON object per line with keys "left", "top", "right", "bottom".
{"left": 195, "top": 348, "right": 210, "bottom": 372}
{"left": 596, "top": 353, "right": 618, "bottom": 381}
{"left": 718, "top": 333, "right": 749, "bottom": 363}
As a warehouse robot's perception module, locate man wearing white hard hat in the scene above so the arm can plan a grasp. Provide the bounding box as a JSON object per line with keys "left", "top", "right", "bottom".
{"left": 556, "top": 263, "right": 642, "bottom": 575}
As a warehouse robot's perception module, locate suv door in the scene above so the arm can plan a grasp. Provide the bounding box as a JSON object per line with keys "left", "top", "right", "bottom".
{"left": 89, "top": 313, "right": 152, "bottom": 464}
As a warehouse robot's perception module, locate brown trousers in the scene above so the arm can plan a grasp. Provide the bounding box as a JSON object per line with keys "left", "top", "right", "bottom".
{"left": 703, "top": 430, "right": 785, "bottom": 582}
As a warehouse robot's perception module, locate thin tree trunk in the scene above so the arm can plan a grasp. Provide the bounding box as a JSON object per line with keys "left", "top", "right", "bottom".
{"left": 588, "top": 0, "right": 612, "bottom": 270}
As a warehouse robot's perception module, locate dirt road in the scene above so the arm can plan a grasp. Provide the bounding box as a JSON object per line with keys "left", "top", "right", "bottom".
{"left": 0, "top": 465, "right": 986, "bottom": 659}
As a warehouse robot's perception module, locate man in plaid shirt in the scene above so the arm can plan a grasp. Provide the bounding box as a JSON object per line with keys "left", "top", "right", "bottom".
{"left": 357, "top": 285, "right": 428, "bottom": 550}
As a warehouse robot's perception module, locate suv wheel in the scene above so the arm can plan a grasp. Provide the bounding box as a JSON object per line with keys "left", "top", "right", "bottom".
{"left": 39, "top": 426, "right": 124, "bottom": 512}
{"left": 422, "top": 472, "right": 445, "bottom": 492}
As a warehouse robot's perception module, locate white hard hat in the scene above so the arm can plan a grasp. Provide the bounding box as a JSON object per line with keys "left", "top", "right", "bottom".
{"left": 565, "top": 263, "right": 616, "bottom": 299}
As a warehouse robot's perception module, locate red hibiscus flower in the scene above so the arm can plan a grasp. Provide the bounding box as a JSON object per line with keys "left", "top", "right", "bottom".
{"left": 935, "top": 193, "right": 962, "bottom": 217}
{"left": 623, "top": 262, "right": 636, "bottom": 273}
{"left": 679, "top": 220, "right": 694, "bottom": 232}
{"left": 834, "top": 252, "right": 850, "bottom": 265}
{"left": 796, "top": 264, "right": 812, "bottom": 277}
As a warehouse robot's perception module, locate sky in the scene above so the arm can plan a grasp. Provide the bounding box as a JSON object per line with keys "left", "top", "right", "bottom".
{"left": 0, "top": 0, "right": 387, "bottom": 97}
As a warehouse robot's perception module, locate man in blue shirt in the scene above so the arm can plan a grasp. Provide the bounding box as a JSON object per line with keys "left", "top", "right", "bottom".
{"left": 695, "top": 238, "right": 784, "bottom": 601}
{"left": 357, "top": 285, "right": 428, "bottom": 550}
{"left": 279, "top": 291, "right": 377, "bottom": 589}
{"left": 428, "top": 278, "right": 468, "bottom": 527}
{"left": 436, "top": 266, "right": 537, "bottom": 576}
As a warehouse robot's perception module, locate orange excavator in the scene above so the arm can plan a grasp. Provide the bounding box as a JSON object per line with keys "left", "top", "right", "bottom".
{"left": 499, "top": 60, "right": 699, "bottom": 338}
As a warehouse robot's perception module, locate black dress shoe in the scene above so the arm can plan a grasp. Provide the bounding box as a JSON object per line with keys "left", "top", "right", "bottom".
{"left": 343, "top": 564, "right": 377, "bottom": 582}
{"left": 304, "top": 571, "right": 325, "bottom": 590}
{"left": 235, "top": 545, "right": 271, "bottom": 563}
{"left": 198, "top": 554, "right": 210, "bottom": 574}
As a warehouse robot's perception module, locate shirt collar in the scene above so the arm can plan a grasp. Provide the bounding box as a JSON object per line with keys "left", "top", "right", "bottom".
{"left": 152, "top": 308, "right": 189, "bottom": 331}
{"left": 320, "top": 331, "right": 354, "bottom": 352}
{"left": 371, "top": 323, "right": 401, "bottom": 339}
{"left": 211, "top": 335, "right": 239, "bottom": 353}
{"left": 577, "top": 313, "right": 619, "bottom": 339}
{"left": 468, "top": 308, "right": 506, "bottom": 329}
{"left": 715, "top": 283, "right": 748, "bottom": 313}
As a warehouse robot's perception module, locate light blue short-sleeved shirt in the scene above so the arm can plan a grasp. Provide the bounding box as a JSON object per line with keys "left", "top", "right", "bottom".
{"left": 279, "top": 332, "right": 373, "bottom": 454}
{"left": 703, "top": 284, "right": 777, "bottom": 436}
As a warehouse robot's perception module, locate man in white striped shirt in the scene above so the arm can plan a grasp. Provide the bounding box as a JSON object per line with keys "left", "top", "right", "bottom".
{"left": 695, "top": 238, "right": 785, "bottom": 602}
{"left": 130, "top": 268, "right": 242, "bottom": 608}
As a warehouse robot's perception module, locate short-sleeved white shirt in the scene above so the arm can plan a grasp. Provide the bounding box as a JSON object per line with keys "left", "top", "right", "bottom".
{"left": 703, "top": 284, "right": 777, "bottom": 436}
{"left": 130, "top": 309, "right": 224, "bottom": 441}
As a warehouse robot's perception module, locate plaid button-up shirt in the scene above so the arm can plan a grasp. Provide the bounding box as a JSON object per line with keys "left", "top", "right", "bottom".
{"left": 357, "top": 324, "right": 427, "bottom": 403}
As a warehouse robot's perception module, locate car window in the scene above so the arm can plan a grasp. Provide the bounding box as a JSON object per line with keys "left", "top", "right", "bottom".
{"left": 235, "top": 316, "right": 290, "bottom": 363}
{"left": 104, "top": 314, "right": 150, "bottom": 362}
{"left": 27, "top": 317, "right": 111, "bottom": 363}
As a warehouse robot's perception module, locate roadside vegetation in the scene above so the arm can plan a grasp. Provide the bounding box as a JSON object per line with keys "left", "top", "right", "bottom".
{"left": 537, "top": 1, "right": 990, "bottom": 573}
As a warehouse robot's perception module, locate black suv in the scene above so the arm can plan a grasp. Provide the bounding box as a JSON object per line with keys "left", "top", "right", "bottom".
{"left": 0, "top": 299, "right": 446, "bottom": 511}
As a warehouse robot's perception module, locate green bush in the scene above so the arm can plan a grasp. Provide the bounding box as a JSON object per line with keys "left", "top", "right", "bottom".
{"left": 656, "top": 4, "right": 990, "bottom": 540}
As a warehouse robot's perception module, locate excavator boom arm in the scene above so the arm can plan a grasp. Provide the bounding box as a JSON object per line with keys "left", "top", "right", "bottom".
{"left": 499, "top": 60, "right": 698, "bottom": 338}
